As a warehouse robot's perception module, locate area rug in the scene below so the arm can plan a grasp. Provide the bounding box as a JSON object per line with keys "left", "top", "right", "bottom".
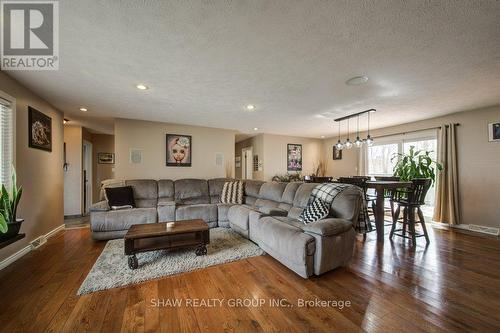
{"left": 77, "top": 227, "right": 264, "bottom": 295}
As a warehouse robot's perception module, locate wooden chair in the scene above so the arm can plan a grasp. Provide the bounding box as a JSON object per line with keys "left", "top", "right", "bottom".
{"left": 337, "top": 177, "right": 374, "bottom": 240}
{"left": 390, "top": 178, "right": 432, "bottom": 246}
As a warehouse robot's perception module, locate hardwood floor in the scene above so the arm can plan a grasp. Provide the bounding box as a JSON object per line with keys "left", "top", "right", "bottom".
{"left": 1, "top": 225, "right": 500, "bottom": 332}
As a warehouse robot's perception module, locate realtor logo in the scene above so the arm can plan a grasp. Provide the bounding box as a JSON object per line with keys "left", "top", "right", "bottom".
{"left": 1, "top": 0, "right": 59, "bottom": 70}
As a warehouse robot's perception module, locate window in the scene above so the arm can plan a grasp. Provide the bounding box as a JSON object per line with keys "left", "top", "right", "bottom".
{"left": 366, "top": 129, "right": 438, "bottom": 217}
{"left": 0, "top": 98, "right": 13, "bottom": 189}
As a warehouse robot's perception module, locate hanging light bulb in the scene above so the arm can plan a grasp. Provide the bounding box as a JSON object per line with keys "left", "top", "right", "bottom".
{"left": 335, "top": 121, "right": 344, "bottom": 150}
{"left": 344, "top": 117, "right": 353, "bottom": 149}
{"left": 354, "top": 115, "right": 363, "bottom": 147}
{"left": 365, "top": 110, "right": 374, "bottom": 146}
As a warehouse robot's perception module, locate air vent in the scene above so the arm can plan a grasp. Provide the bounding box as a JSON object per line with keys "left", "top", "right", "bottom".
{"left": 468, "top": 225, "right": 499, "bottom": 236}
{"left": 30, "top": 236, "right": 47, "bottom": 249}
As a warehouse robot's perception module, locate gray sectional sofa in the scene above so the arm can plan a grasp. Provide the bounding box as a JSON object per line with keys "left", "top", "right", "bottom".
{"left": 90, "top": 178, "right": 362, "bottom": 278}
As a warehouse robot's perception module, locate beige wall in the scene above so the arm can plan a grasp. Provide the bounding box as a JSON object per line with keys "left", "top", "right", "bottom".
{"left": 91, "top": 134, "right": 115, "bottom": 203}
{"left": 0, "top": 72, "right": 64, "bottom": 262}
{"left": 322, "top": 105, "right": 500, "bottom": 228}
{"left": 63, "top": 125, "right": 82, "bottom": 216}
{"left": 114, "top": 118, "right": 235, "bottom": 180}
{"left": 263, "top": 134, "right": 322, "bottom": 181}
{"left": 235, "top": 134, "right": 323, "bottom": 181}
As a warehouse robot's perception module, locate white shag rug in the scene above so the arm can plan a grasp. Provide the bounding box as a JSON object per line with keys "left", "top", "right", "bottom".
{"left": 78, "top": 227, "right": 264, "bottom": 295}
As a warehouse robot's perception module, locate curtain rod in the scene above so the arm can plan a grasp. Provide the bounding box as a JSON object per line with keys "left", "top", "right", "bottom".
{"left": 373, "top": 123, "right": 460, "bottom": 140}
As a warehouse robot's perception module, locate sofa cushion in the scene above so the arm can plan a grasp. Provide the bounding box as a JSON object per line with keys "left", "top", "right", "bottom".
{"left": 125, "top": 179, "right": 158, "bottom": 208}
{"left": 217, "top": 203, "right": 233, "bottom": 222}
{"left": 175, "top": 204, "right": 217, "bottom": 222}
{"left": 227, "top": 205, "right": 256, "bottom": 231}
{"left": 258, "top": 182, "right": 287, "bottom": 202}
{"left": 258, "top": 206, "right": 288, "bottom": 216}
{"left": 208, "top": 178, "right": 233, "bottom": 203}
{"left": 90, "top": 207, "right": 157, "bottom": 232}
{"left": 158, "top": 179, "right": 175, "bottom": 202}
{"left": 287, "top": 183, "right": 318, "bottom": 219}
{"left": 174, "top": 179, "right": 210, "bottom": 204}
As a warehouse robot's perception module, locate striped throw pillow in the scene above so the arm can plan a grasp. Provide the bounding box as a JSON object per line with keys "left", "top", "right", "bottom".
{"left": 299, "top": 198, "right": 329, "bottom": 224}
{"left": 220, "top": 181, "right": 244, "bottom": 204}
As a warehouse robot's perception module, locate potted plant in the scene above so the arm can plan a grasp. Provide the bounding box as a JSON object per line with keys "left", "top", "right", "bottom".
{"left": 391, "top": 146, "right": 443, "bottom": 184}
{"left": 0, "top": 169, "right": 23, "bottom": 242}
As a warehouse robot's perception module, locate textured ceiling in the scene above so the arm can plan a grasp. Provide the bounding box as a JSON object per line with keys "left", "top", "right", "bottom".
{"left": 5, "top": 0, "right": 500, "bottom": 136}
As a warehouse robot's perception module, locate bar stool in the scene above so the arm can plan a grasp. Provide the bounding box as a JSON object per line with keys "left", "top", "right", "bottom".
{"left": 390, "top": 178, "right": 432, "bottom": 246}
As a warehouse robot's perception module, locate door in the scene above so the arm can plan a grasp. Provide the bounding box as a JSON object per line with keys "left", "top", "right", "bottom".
{"left": 241, "top": 147, "right": 253, "bottom": 180}
{"left": 82, "top": 140, "right": 93, "bottom": 214}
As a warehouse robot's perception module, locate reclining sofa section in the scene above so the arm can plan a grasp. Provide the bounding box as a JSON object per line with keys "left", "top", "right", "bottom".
{"left": 90, "top": 178, "right": 361, "bottom": 278}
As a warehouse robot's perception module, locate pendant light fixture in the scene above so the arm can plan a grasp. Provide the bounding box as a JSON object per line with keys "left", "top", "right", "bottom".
{"left": 365, "top": 110, "right": 374, "bottom": 146}
{"left": 335, "top": 121, "right": 344, "bottom": 150}
{"left": 344, "top": 117, "right": 353, "bottom": 149}
{"left": 354, "top": 115, "right": 363, "bottom": 147}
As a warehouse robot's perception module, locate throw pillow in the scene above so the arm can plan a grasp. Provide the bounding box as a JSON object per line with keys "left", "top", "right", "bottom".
{"left": 105, "top": 186, "right": 136, "bottom": 208}
{"left": 220, "top": 181, "right": 244, "bottom": 204}
{"left": 299, "top": 198, "right": 329, "bottom": 224}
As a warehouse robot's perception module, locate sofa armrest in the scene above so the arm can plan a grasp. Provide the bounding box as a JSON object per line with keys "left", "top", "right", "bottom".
{"left": 302, "top": 218, "right": 353, "bottom": 237}
{"left": 258, "top": 206, "right": 288, "bottom": 217}
{"left": 157, "top": 200, "right": 176, "bottom": 207}
{"left": 90, "top": 200, "right": 109, "bottom": 212}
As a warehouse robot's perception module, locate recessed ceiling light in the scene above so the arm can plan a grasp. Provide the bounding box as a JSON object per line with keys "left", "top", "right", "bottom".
{"left": 321, "top": 135, "right": 325, "bottom": 138}
{"left": 136, "top": 84, "right": 148, "bottom": 90}
{"left": 253, "top": 127, "right": 258, "bottom": 131}
{"left": 245, "top": 104, "right": 256, "bottom": 111}
{"left": 79, "top": 107, "right": 88, "bottom": 112}
{"left": 346, "top": 76, "right": 369, "bottom": 86}
{"left": 63, "top": 119, "right": 69, "bottom": 124}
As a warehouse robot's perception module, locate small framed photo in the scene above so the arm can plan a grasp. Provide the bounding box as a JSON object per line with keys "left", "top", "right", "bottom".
{"left": 28, "top": 106, "right": 52, "bottom": 152}
{"left": 333, "top": 146, "right": 342, "bottom": 160}
{"left": 166, "top": 134, "right": 192, "bottom": 167}
{"left": 488, "top": 122, "right": 500, "bottom": 142}
{"left": 97, "top": 153, "right": 115, "bottom": 164}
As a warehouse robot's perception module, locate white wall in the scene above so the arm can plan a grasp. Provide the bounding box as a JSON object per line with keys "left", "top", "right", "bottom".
{"left": 114, "top": 118, "right": 236, "bottom": 180}
{"left": 63, "top": 125, "right": 82, "bottom": 216}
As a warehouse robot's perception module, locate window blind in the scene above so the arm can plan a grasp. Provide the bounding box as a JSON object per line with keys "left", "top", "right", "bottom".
{"left": 0, "top": 98, "right": 13, "bottom": 190}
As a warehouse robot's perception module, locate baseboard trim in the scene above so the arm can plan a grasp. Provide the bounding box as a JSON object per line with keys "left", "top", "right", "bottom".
{"left": 431, "top": 221, "right": 499, "bottom": 236}
{"left": 64, "top": 214, "right": 84, "bottom": 219}
{"left": 0, "top": 224, "right": 65, "bottom": 271}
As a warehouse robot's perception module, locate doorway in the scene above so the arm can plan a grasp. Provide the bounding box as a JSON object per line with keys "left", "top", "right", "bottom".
{"left": 82, "top": 140, "right": 93, "bottom": 214}
{"left": 241, "top": 147, "right": 253, "bottom": 180}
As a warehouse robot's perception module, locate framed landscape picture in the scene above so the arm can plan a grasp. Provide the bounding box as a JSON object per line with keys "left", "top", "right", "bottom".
{"left": 28, "top": 106, "right": 52, "bottom": 152}
{"left": 333, "top": 145, "right": 342, "bottom": 160}
{"left": 97, "top": 152, "right": 115, "bottom": 164}
{"left": 287, "top": 144, "right": 302, "bottom": 171}
{"left": 166, "top": 134, "right": 192, "bottom": 166}
{"left": 488, "top": 122, "right": 500, "bottom": 142}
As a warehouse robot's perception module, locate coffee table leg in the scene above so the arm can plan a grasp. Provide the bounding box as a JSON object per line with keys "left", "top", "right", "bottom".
{"left": 195, "top": 245, "right": 207, "bottom": 256}
{"left": 128, "top": 255, "right": 138, "bottom": 269}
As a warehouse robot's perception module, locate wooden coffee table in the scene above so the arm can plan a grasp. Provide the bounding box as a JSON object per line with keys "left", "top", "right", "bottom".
{"left": 124, "top": 219, "right": 210, "bottom": 269}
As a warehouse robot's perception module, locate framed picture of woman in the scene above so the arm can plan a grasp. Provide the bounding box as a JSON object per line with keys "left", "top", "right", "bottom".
{"left": 166, "top": 134, "right": 192, "bottom": 166}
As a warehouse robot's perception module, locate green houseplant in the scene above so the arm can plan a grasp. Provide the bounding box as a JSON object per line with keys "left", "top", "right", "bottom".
{"left": 0, "top": 168, "right": 23, "bottom": 241}
{"left": 391, "top": 146, "right": 443, "bottom": 184}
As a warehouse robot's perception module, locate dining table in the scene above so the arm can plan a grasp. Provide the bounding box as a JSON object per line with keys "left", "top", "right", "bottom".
{"left": 366, "top": 180, "right": 413, "bottom": 242}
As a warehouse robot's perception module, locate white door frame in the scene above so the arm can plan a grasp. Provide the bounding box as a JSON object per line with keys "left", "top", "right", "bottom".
{"left": 241, "top": 147, "right": 253, "bottom": 180}
{"left": 82, "top": 140, "right": 93, "bottom": 214}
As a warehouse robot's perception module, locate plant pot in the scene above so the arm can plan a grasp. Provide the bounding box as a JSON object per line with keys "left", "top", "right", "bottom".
{"left": 0, "top": 218, "right": 24, "bottom": 242}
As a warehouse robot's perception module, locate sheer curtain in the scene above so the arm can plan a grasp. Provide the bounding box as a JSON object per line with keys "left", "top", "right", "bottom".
{"left": 433, "top": 124, "right": 460, "bottom": 225}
